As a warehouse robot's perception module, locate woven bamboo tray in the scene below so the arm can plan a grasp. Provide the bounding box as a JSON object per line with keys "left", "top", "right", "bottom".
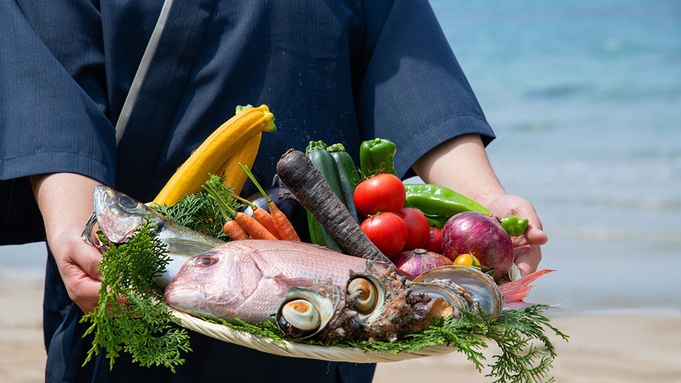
{"left": 170, "top": 308, "right": 459, "bottom": 363}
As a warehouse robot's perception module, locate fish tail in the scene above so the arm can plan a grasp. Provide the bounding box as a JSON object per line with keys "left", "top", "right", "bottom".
{"left": 499, "top": 269, "right": 553, "bottom": 311}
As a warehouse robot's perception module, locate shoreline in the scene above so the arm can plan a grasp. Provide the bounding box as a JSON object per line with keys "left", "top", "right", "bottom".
{"left": 2, "top": 278, "right": 679, "bottom": 383}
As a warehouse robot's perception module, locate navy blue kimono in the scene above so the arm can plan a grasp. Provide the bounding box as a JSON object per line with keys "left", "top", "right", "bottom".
{"left": 0, "top": 0, "right": 495, "bottom": 382}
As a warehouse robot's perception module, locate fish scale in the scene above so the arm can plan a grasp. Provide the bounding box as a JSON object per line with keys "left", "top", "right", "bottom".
{"left": 164, "top": 240, "right": 386, "bottom": 323}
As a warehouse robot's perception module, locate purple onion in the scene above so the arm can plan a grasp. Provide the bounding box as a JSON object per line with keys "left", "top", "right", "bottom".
{"left": 393, "top": 248, "right": 453, "bottom": 278}
{"left": 442, "top": 212, "right": 514, "bottom": 280}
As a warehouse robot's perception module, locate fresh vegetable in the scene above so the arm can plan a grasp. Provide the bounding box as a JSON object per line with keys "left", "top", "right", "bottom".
{"left": 392, "top": 248, "right": 452, "bottom": 278}
{"left": 500, "top": 215, "right": 530, "bottom": 236}
{"left": 398, "top": 207, "right": 430, "bottom": 250}
{"left": 223, "top": 219, "right": 249, "bottom": 241}
{"left": 424, "top": 227, "right": 443, "bottom": 254}
{"left": 359, "top": 137, "right": 397, "bottom": 176}
{"left": 203, "top": 174, "right": 277, "bottom": 240}
{"left": 305, "top": 140, "right": 345, "bottom": 252}
{"left": 275, "top": 149, "right": 391, "bottom": 263}
{"left": 81, "top": 217, "right": 191, "bottom": 372}
{"left": 403, "top": 184, "right": 491, "bottom": 228}
{"left": 239, "top": 163, "right": 301, "bottom": 241}
{"left": 326, "top": 143, "right": 361, "bottom": 223}
{"left": 453, "top": 253, "right": 481, "bottom": 267}
{"left": 215, "top": 132, "right": 262, "bottom": 196}
{"left": 244, "top": 185, "right": 310, "bottom": 243}
{"left": 230, "top": 191, "right": 281, "bottom": 239}
{"left": 152, "top": 104, "right": 276, "bottom": 207}
{"left": 359, "top": 212, "right": 408, "bottom": 259}
{"left": 353, "top": 173, "right": 406, "bottom": 217}
{"left": 150, "top": 190, "right": 230, "bottom": 241}
{"left": 442, "top": 212, "right": 514, "bottom": 280}
{"left": 86, "top": 177, "right": 568, "bottom": 382}
{"left": 233, "top": 211, "right": 278, "bottom": 240}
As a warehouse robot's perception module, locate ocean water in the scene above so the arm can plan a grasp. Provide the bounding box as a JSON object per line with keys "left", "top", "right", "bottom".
{"left": 431, "top": 0, "right": 681, "bottom": 314}
{"left": 2, "top": 0, "right": 680, "bottom": 315}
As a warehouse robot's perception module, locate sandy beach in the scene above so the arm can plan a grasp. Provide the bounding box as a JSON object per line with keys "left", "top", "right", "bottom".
{"left": 1, "top": 277, "right": 679, "bottom": 383}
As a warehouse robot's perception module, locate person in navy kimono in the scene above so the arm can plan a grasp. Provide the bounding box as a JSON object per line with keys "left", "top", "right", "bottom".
{"left": 0, "top": 1, "right": 548, "bottom": 382}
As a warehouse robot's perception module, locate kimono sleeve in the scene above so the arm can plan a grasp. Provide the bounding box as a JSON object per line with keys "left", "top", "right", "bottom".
{"left": 356, "top": 0, "right": 496, "bottom": 178}
{"left": 0, "top": 0, "right": 116, "bottom": 244}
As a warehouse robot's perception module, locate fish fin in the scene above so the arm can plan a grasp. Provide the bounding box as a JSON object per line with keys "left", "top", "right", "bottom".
{"left": 164, "top": 238, "right": 218, "bottom": 257}
{"left": 499, "top": 269, "right": 554, "bottom": 310}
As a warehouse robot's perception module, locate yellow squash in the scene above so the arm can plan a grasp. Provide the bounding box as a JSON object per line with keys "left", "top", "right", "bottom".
{"left": 152, "top": 104, "right": 275, "bottom": 206}
{"left": 216, "top": 132, "right": 262, "bottom": 196}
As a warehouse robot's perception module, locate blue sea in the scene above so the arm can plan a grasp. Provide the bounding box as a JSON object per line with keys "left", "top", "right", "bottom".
{"left": 2, "top": 0, "right": 680, "bottom": 315}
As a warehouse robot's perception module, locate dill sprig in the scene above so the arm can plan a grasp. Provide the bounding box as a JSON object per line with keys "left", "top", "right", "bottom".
{"left": 80, "top": 216, "right": 192, "bottom": 372}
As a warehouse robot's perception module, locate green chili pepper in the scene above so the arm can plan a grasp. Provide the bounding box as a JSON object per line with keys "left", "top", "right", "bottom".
{"left": 359, "top": 138, "right": 397, "bottom": 176}
{"left": 423, "top": 214, "right": 449, "bottom": 229}
{"left": 499, "top": 215, "right": 529, "bottom": 236}
{"left": 403, "top": 183, "right": 492, "bottom": 218}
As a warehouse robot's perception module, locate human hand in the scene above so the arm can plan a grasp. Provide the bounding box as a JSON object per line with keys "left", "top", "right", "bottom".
{"left": 484, "top": 194, "right": 548, "bottom": 276}
{"left": 48, "top": 225, "right": 103, "bottom": 313}
{"left": 31, "top": 173, "right": 103, "bottom": 313}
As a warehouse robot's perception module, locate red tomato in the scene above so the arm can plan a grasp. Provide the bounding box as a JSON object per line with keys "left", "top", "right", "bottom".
{"left": 398, "top": 208, "right": 430, "bottom": 250}
{"left": 360, "top": 212, "right": 408, "bottom": 258}
{"left": 424, "top": 227, "right": 443, "bottom": 254}
{"left": 353, "top": 174, "right": 406, "bottom": 217}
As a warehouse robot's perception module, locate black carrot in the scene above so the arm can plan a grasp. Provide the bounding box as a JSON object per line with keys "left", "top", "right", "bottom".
{"left": 276, "top": 149, "right": 392, "bottom": 264}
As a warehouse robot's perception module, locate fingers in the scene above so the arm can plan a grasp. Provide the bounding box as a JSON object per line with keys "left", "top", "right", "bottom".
{"left": 514, "top": 244, "right": 542, "bottom": 276}
{"left": 60, "top": 263, "right": 102, "bottom": 313}
{"left": 50, "top": 226, "right": 103, "bottom": 313}
{"left": 526, "top": 224, "right": 549, "bottom": 246}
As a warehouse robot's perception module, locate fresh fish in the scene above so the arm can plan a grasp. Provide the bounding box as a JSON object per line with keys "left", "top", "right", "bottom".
{"left": 164, "top": 240, "right": 488, "bottom": 343}
{"left": 164, "top": 239, "right": 386, "bottom": 324}
{"left": 82, "top": 185, "right": 223, "bottom": 287}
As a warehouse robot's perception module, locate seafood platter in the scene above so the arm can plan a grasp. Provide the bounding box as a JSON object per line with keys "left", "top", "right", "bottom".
{"left": 81, "top": 106, "right": 566, "bottom": 380}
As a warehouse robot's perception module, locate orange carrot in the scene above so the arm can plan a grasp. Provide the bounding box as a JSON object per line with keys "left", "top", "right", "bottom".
{"left": 234, "top": 212, "right": 278, "bottom": 240}
{"left": 229, "top": 191, "right": 281, "bottom": 239}
{"left": 224, "top": 219, "right": 249, "bottom": 241}
{"left": 238, "top": 163, "right": 301, "bottom": 241}
{"left": 251, "top": 207, "right": 281, "bottom": 239}
{"left": 267, "top": 201, "right": 300, "bottom": 241}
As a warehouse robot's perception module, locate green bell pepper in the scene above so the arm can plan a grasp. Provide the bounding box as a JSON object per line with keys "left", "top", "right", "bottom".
{"left": 359, "top": 138, "right": 397, "bottom": 176}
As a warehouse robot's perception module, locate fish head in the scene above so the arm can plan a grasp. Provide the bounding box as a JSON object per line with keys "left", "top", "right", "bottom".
{"left": 164, "top": 247, "right": 242, "bottom": 319}
{"left": 93, "top": 185, "right": 161, "bottom": 243}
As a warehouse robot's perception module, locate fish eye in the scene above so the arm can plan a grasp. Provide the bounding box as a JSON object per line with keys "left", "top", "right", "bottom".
{"left": 117, "top": 195, "right": 137, "bottom": 208}
{"left": 194, "top": 255, "right": 218, "bottom": 267}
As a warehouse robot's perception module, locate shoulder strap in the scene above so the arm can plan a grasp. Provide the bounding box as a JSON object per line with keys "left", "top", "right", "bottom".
{"left": 115, "top": 0, "right": 175, "bottom": 145}
{"left": 113, "top": 0, "right": 215, "bottom": 200}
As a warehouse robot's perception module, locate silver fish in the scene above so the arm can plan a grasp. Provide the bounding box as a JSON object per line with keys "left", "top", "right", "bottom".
{"left": 164, "top": 239, "right": 386, "bottom": 324}
{"left": 82, "top": 185, "right": 223, "bottom": 287}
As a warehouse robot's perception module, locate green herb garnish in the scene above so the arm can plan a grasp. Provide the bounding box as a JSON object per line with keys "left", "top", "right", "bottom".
{"left": 81, "top": 187, "right": 568, "bottom": 382}
{"left": 152, "top": 189, "right": 236, "bottom": 241}
{"left": 80, "top": 216, "right": 191, "bottom": 372}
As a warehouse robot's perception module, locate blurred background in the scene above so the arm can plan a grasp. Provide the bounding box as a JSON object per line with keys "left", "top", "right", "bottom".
{"left": 1, "top": 0, "right": 680, "bottom": 314}
{"left": 429, "top": 0, "right": 681, "bottom": 315}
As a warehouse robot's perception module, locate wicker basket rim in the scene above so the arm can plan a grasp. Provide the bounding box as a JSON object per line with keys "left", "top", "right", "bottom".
{"left": 170, "top": 308, "right": 458, "bottom": 363}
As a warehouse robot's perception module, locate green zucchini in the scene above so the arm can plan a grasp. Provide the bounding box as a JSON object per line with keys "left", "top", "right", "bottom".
{"left": 305, "top": 140, "right": 345, "bottom": 253}
{"left": 326, "top": 143, "right": 360, "bottom": 223}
